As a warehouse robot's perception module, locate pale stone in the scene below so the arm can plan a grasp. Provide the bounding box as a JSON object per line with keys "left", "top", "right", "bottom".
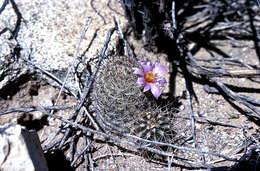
{"left": 0, "top": 124, "right": 48, "bottom": 171}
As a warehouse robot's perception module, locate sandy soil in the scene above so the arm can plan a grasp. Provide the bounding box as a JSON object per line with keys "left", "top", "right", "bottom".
{"left": 0, "top": 0, "right": 260, "bottom": 170}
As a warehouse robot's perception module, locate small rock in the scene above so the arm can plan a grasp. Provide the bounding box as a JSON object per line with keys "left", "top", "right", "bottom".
{"left": 0, "top": 124, "right": 49, "bottom": 171}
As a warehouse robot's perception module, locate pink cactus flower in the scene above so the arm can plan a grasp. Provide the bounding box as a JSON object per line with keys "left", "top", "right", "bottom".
{"left": 133, "top": 60, "right": 167, "bottom": 99}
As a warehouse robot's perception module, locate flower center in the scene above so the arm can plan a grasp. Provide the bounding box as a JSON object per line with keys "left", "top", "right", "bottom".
{"left": 144, "top": 71, "right": 156, "bottom": 83}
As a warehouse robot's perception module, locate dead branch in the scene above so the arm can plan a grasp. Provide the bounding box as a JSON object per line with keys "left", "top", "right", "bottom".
{"left": 57, "top": 26, "right": 116, "bottom": 149}
{"left": 0, "top": 105, "right": 72, "bottom": 116}
{"left": 39, "top": 108, "right": 238, "bottom": 168}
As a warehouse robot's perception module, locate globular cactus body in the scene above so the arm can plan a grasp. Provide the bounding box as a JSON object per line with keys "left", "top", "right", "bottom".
{"left": 133, "top": 108, "right": 175, "bottom": 144}
{"left": 92, "top": 55, "right": 175, "bottom": 146}
{"left": 93, "top": 55, "right": 148, "bottom": 133}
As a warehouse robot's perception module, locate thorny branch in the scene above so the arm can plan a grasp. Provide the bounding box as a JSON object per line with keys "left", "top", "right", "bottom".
{"left": 0, "top": 105, "right": 72, "bottom": 116}
{"left": 116, "top": 0, "right": 260, "bottom": 169}
{"left": 1, "top": 0, "right": 260, "bottom": 170}
{"left": 172, "top": 0, "right": 199, "bottom": 151}
{"left": 2, "top": 19, "right": 250, "bottom": 168}
{"left": 0, "top": 0, "right": 22, "bottom": 38}
{"left": 0, "top": 0, "right": 8, "bottom": 15}
{"left": 2, "top": 18, "right": 256, "bottom": 168}
{"left": 56, "top": 26, "right": 116, "bottom": 149}
{"left": 37, "top": 108, "right": 238, "bottom": 168}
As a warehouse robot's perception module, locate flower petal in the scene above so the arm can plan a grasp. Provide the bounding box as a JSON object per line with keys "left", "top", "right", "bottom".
{"left": 138, "top": 60, "right": 146, "bottom": 66}
{"left": 136, "top": 77, "right": 145, "bottom": 85}
{"left": 139, "top": 59, "right": 153, "bottom": 73}
{"left": 153, "top": 61, "right": 167, "bottom": 76}
{"left": 158, "top": 78, "right": 166, "bottom": 86}
{"left": 142, "top": 63, "right": 153, "bottom": 73}
{"left": 150, "top": 84, "right": 162, "bottom": 99}
{"left": 143, "top": 83, "right": 151, "bottom": 92}
{"left": 133, "top": 68, "right": 144, "bottom": 76}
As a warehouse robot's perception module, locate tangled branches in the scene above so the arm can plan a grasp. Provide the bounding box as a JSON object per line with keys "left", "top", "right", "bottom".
{"left": 1, "top": 0, "right": 260, "bottom": 170}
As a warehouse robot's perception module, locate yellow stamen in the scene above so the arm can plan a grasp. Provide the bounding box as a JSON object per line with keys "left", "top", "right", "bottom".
{"left": 144, "top": 71, "right": 156, "bottom": 83}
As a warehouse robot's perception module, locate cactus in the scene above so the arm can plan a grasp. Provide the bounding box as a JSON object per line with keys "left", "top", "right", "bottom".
{"left": 92, "top": 55, "right": 175, "bottom": 147}
{"left": 92, "top": 55, "right": 150, "bottom": 133}
{"left": 132, "top": 106, "right": 175, "bottom": 145}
